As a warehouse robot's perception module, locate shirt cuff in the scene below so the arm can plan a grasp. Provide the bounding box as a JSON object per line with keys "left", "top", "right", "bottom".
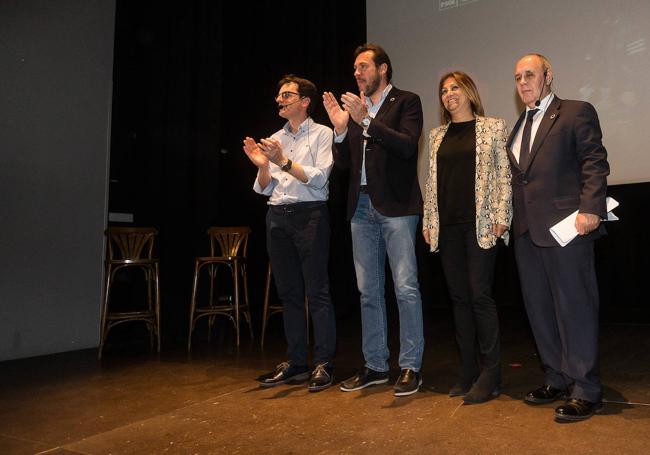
{"left": 301, "top": 166, "right": 327, "bottom": 189}
{"left": 253, "top": 176, "right": 274, "bottom": 195}
{"left": 334, "top": 129, "right": 348, "bottom": 143}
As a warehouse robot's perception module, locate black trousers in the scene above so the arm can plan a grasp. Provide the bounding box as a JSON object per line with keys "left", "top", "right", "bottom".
{"left": 439, "top": 222, "right": 500, "bottom": 385}
{"left": 266, "top": 202, "right": 336, "bottom": 366}
{"left": 514, "top": 232, "right": 600, "bottom": 401}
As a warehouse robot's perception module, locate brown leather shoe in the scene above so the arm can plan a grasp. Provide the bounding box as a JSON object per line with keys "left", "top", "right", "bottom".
{"left": 555, "top": 398, "right": 603, "bottom": 422}
{"left": 524, "top": 384, "right": 566, "bottom": 404}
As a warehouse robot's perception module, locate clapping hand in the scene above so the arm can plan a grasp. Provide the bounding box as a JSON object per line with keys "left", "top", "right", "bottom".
{"left": 322, "top": 91, "right": 350, "bottom": 134}
{"left": 258, "top": 138, "right": 285, "bottom": 166}
{"left": 340, "top": 91, "right": 368, "bottom": 125}
{"left": 242, "top": 137, "right": 268, "bottom": 169}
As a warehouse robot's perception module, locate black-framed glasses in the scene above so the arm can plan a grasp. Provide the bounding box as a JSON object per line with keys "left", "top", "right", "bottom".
{"left": 276, "top": 91, "right": 301, "bottom": 101}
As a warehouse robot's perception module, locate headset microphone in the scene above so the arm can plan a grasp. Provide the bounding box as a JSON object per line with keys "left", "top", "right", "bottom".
{"left": 277, "top": 97, "right": 303, "bottom": 110}
{"left": 534, "top": 70, "right": 548, "bottom": 107}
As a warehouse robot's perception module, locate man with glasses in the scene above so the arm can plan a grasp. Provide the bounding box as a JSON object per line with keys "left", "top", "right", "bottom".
{"left": 243, "top": 75, "right": 336, "bottom": 392}
{"left": 323, "top": 43, "right": 425, "bottom": 396}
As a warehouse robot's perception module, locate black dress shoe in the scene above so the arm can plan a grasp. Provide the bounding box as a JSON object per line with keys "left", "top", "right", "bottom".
{"left": 394, "top": 369, "right": 422, "bottom": 397}
{"left": 257, "top": 361, "right": 309, "bottom": 387}
{"left": 524, "top": 384, "right": 566, "bottom": 404}
{"left": 555, "top": 398, "right": 603, "bottom": 422}
{"left": 308, "top": 363, "right": 333, "bottom": 392}
{"left": 340, "top": 366, "right": 389, "bottom": 392}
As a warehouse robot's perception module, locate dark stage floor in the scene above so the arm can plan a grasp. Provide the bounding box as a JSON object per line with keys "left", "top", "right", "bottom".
{"left": 2, "top": 308, "right": 650, "bottom": 454}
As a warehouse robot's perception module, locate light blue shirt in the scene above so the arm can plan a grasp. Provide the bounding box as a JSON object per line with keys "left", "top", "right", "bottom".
{"left": 254, "top": 118, "right": 334, "bottom": 205}
{"left": 334, "top": 84, "right": 393, "bottom": 185}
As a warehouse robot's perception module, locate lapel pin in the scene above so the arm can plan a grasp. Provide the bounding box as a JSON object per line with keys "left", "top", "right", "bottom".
{"left": 550, "top": 113, "right": 556, "bottom": 119}
{"left": 390, "top": 97, "right": 395, "bottom": 102}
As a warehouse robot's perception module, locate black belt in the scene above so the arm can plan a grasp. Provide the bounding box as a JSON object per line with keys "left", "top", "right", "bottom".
{"left": 359, "top": 185, "right": 369, "bottom": 193}
{"left": 270, "top": 201, "right": 325, "bottom": 214}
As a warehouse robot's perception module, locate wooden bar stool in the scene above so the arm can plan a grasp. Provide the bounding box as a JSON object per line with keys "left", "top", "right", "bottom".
{"left": 100, "top": 227, "right": 161, "bottom": 360}
{"left": 187, "top": 226, "right": 254, "bottom": 349}
{"left": 260, "top": 261, "right": 309, "bottom": 347}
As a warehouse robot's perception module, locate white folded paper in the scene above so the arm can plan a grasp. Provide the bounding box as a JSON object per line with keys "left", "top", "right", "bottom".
{"left": 549, "top": 197, "right": 619, "bottom": 247}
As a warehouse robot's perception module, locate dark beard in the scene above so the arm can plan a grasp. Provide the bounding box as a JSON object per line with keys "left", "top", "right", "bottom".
{"left": 362, "top": 73, "right": 381, "bottom": 98}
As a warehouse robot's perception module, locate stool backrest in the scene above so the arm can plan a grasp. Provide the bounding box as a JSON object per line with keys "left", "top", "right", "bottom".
{"left": 207, "top": 226, "right": 251, "bottom": 259}
{"left": 105, "top": 227, "right": 158, "bottom": 261}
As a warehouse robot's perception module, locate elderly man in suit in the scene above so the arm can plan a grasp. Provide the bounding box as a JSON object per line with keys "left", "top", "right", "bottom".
{"left": 507, "top": 53, "right": 610, "bottom": 422}
{"left": 323, "top": 43, "right": 424, "bottom": 396}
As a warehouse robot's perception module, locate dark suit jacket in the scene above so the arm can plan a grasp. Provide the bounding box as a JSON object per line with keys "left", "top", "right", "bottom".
{"left": 506, "top": 96, "right": 610, "bottom": 247}
{"left": 334, "top": 87, "right": 423, "bottom": 220}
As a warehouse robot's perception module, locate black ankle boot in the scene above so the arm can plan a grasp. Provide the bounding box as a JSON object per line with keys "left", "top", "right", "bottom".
{"left": 463, "top": 369, "right": 500, "bottom": 404}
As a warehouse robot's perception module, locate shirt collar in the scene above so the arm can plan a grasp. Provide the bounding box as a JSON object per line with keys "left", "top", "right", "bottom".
{"left": 283, "top": 117, "right": 312, "bottom": 136}
{"left": 526, "top": 93, "right": 554, "bottom": 115}
{"left": 365, "top": 83, "right": 393, "bottom": 109}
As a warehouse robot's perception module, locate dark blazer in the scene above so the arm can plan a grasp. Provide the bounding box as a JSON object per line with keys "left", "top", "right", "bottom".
{"left": 334, "top": 87, "right": 423, "bottom": 220}
{"left": 506, "top": 96, "right": 610, "bottom": 247}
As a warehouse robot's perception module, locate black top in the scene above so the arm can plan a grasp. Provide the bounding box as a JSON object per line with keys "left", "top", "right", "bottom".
{"left": 437, "top": 119, "right": 476, "bottom": 226}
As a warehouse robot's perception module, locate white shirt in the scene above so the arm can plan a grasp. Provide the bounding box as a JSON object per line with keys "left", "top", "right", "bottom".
{"left": 511, "top": 93, "right": 555, "bottom": 163}
{"left": 334, "top": 84, "right": 393, "bottom": 185}
{"left": 253, "top": 118, "right": 334, "bottom": 205}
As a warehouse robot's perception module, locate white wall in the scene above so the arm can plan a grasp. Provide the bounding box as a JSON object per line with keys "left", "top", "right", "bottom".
{"left": 368, "top": 0, "right": 650, "bottom": 185}
{"left": 0, "top": 0, "right": 115, "bottom": 360}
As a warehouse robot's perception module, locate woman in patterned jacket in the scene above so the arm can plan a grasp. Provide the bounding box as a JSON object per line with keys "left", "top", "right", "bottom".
{"left": 422, "top": 71, "right": 512, "bottom": 404}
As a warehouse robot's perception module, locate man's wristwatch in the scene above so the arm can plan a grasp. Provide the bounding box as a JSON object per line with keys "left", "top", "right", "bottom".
{"left": 360, "top": 115, "right": 372, "bottom": 128}
{"left": 280, "top": 158, "right": 292, "bottom": 172}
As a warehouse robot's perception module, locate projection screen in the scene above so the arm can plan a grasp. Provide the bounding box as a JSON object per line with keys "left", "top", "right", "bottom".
{"left": 367, "top": 0, "right": 649, "bottom": 185}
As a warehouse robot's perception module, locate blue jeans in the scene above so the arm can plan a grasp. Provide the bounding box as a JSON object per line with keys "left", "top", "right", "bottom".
{"left": 351, "top": 193, "right": 424, "bottom": 372}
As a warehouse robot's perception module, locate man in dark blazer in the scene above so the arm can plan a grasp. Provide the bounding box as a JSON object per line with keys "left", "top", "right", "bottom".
{"left": 323, "top": 43, "right": 424, "bottom": 396}
{"left": 507, "top": 53, "right": 610, "bottom": 422}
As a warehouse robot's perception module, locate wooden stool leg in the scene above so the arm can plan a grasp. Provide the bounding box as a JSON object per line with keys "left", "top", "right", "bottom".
{"left": 99, "top": 264, "right": 113, "bottom": 360}
{"left": 187, "top": 261, "right": 200, "bottom": 351}
{"left": 154, "top": 262, "right": 161, "bottom": 353}
{"left": 207, "top": 265, "right": 215, "bottom": 341}
{"left": 145, "top": 266, "right": 154, "bottom": 351}
{"left": 233, "top": 260, "right": 240, "bottom": 347}
{"left": 242, "top": 263, "right": 254, "bottom": 340}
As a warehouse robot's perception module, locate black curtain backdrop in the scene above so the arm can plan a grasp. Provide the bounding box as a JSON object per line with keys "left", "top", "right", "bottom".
{"left": 109, "top": 1, "right": 650, "bottom": 346}
{"left": 595, "top": 183, "right": 650, "bottom": 321}
{"left": 109, "top": 0, "right": 368, "bottom": 343}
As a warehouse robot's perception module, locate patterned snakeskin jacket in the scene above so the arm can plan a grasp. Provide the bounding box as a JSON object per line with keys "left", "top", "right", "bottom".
{"left": 423, "top": 116, "right": 512, "bottom": 252}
